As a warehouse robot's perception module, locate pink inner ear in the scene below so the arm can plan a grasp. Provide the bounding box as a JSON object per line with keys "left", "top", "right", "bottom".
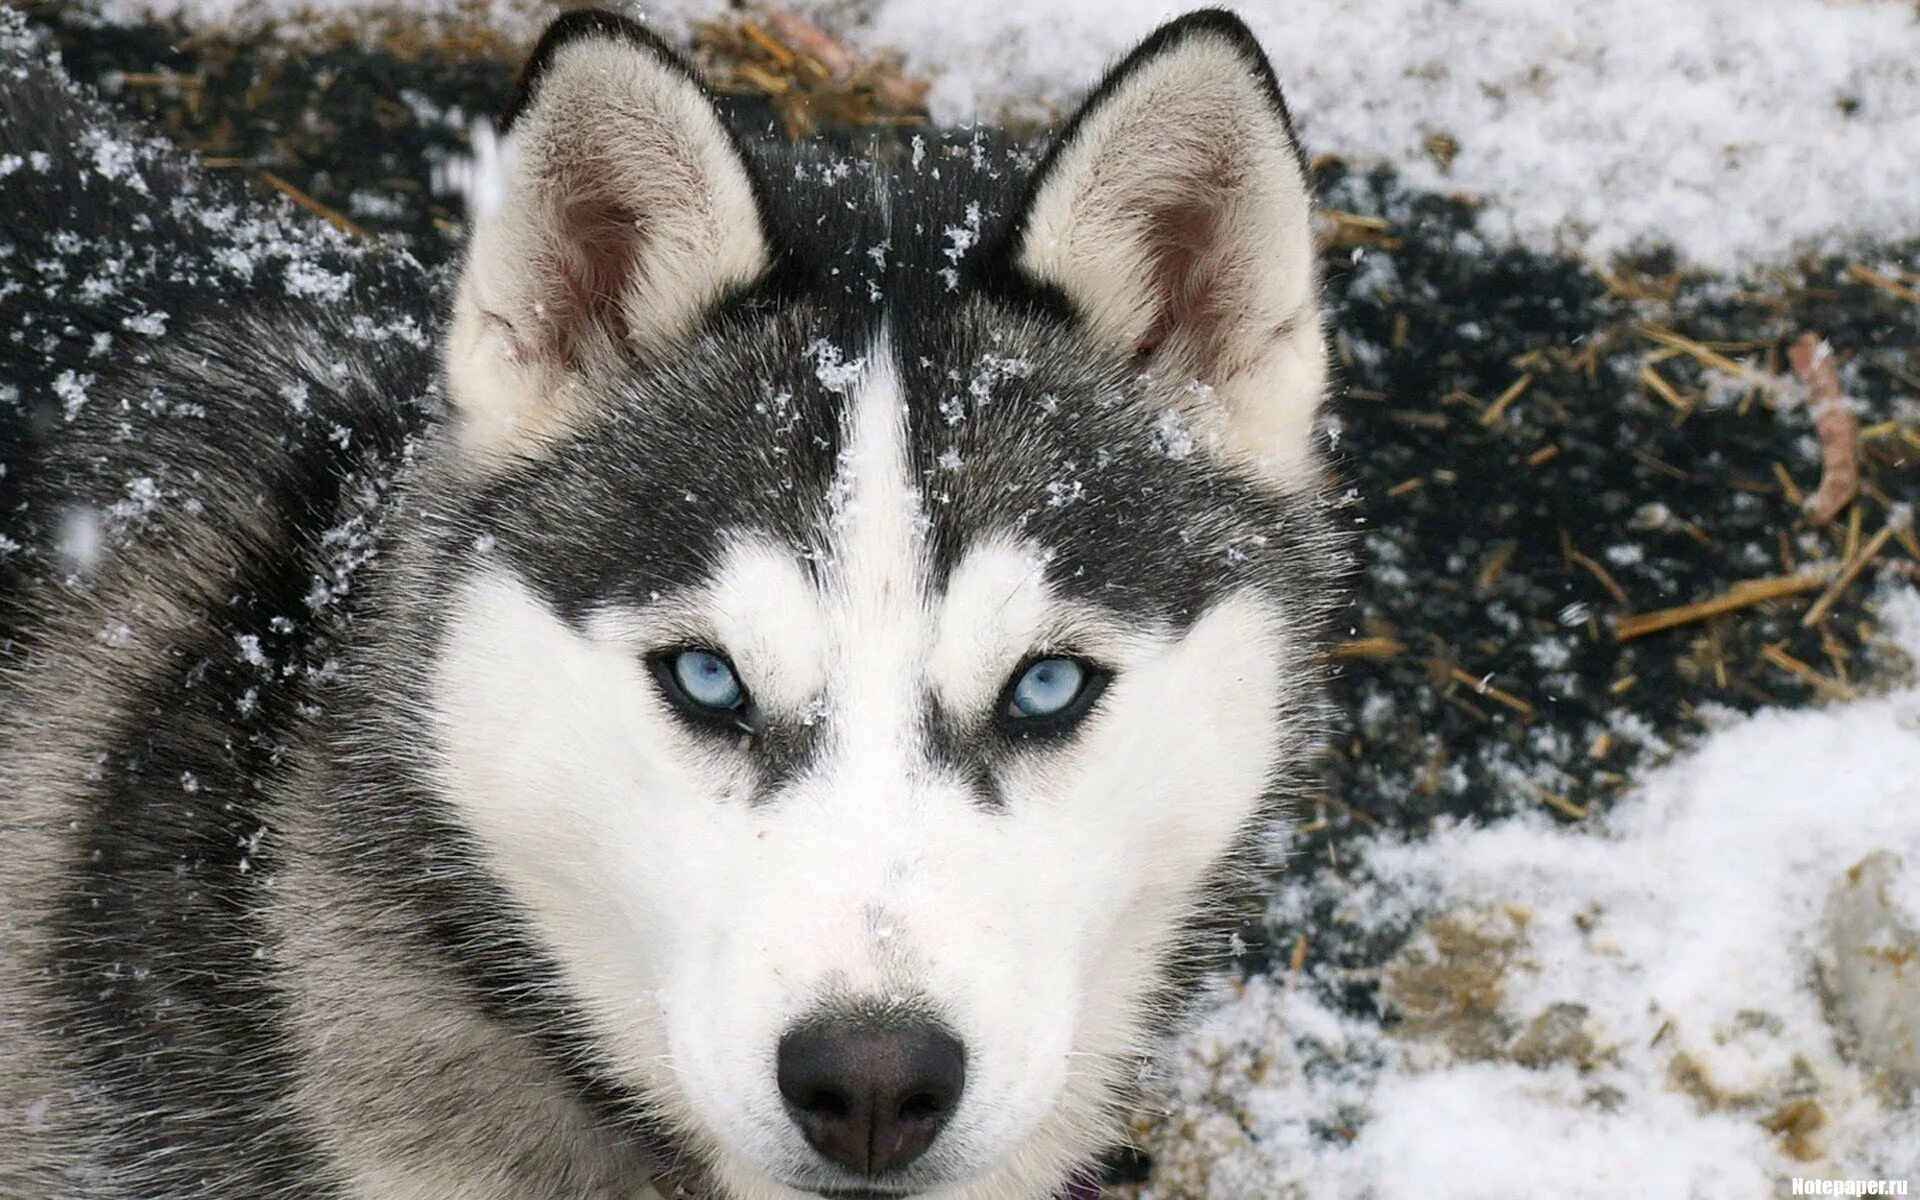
{"left": 1133, "top": 146, "right": 1245, "bottom": 380}
{"left": 542, "top": 182, "right": 648, "bottom": 368}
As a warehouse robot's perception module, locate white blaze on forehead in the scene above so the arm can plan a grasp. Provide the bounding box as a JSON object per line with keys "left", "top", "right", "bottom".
{"left": 819, "top": 338, "right": 929, "bottom": 787}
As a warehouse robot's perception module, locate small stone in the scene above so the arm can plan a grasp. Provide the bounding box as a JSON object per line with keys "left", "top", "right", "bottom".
{"left": 1510, "top": 1001, "right": 1595, "bottom": 1069}
{"left": 1818, "top": 851, "right": 1920, "bottom": 1095}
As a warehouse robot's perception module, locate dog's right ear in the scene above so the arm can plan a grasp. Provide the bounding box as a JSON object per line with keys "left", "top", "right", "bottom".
{"left": 1009, "top": 11, "right": 1324, "bottom": 490}
{"left": 445, "top": 11, "right": 770, "bottom": 458}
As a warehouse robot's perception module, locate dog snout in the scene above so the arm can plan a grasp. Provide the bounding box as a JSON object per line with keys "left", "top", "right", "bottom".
{"left": 776, "top": 1018, "right": 966, "bottom": 1175}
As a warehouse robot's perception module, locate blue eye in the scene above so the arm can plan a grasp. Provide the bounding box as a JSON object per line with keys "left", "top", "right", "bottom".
{"left": 669, "top": 648, "right": 745, "bottom": 712}
{"left": 1006, "top": 657, "right": 1094, "bottom": 722}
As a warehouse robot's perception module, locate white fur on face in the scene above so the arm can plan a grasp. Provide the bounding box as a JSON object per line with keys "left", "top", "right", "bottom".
{"left": 428, "top": 343, "right": 1301, "bottom": 1199}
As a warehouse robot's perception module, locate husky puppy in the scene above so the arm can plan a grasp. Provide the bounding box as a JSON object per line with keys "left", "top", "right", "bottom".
{"left": 0, "top": 8, "right": 1340, "bottom": 1198}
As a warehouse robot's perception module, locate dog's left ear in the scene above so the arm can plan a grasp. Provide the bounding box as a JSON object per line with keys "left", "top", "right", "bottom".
{"left": 1011, "top": 11, "right": 1325, "bottom": 488}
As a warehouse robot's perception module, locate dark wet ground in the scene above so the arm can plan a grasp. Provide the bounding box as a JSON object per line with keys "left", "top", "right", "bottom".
{"left": 15, "top": 0, "right": 1920, "bottom": 1012}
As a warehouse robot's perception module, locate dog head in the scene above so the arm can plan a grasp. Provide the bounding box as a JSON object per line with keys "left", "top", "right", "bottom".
{"left": 409, "top": 10, "right": 1336, "bottom": 1197}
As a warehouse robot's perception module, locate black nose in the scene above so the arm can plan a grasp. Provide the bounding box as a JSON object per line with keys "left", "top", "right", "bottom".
{"left": 776, "top": 1018, "right": 966, "bottom": 1175}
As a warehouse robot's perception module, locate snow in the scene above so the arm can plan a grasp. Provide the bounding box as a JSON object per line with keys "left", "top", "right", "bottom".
{"left": 432, "top": 119, "right": 514, "bottom": 221}
{"left": 1142, "top": 585, "right": 1920, "bottom": 1197}
{"left": 88, "top": 0, "right": 539, "bottom": 33}
{"left": 80, "top": 0, "right": 1920, "bottom": 268}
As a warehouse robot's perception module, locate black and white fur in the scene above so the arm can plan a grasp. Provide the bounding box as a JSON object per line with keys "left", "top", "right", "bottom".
{"left": 0, "top": 9, "right": 1342, "bottom": 1199}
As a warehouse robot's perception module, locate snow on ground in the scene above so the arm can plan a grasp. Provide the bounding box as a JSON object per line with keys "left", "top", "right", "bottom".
{"left": 85, "top": 0, "right": 1920, "bottom": 268}
{"left": 1134, "top": 586, "right": 1920, "bottom": 1198}
{"left": 87, "top": 0, "right": 541, "bottom": 33}
{"left": 869, "top": 0, "right": 1920, "bottom": 268}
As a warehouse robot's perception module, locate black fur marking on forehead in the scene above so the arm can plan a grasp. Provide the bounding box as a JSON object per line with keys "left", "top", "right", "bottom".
{"left": 471, "top": 126, "right": 1325, "bottom": 632}
{"left": 471, "top": 310, "right": 848, "bottom": 624}
{"left": 896, "top": 315, "right": 1313, "bottom": 626}
{"left": 462, "top": 132, "right": 1008, "bottom": 615}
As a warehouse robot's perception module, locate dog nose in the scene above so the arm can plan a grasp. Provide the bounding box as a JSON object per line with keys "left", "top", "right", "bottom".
{"left": 776, "top": 1019, "right": 966, "bottom": 1174}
